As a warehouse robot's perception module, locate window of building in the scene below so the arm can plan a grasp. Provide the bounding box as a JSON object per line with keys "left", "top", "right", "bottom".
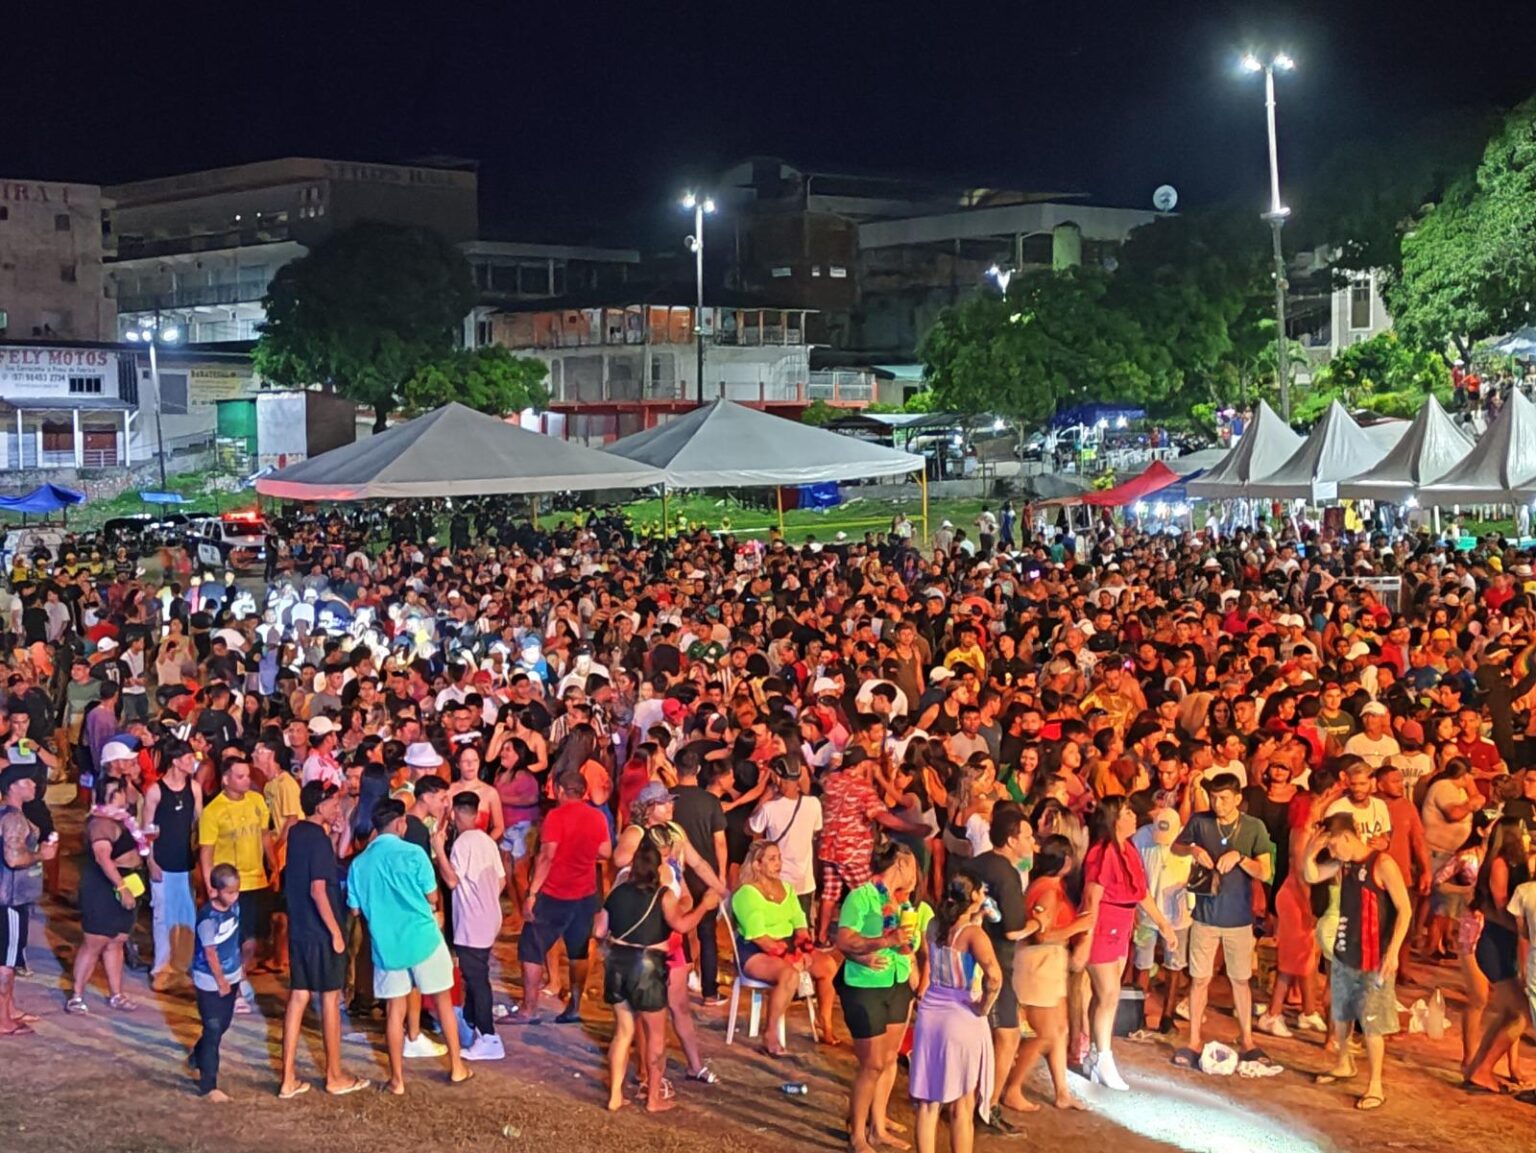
{"left": 519, "top": 264, "right": 551, "bottom": 296}
{"left": 771, "top": 267, "right": 793, "bottom": 278}
{"left": 54, "top": 213, "right": 70, "bottom": 232}
{"left": 60, "top": 264, "right": 77, "bottom": 283}
{"left": 829, "top": 266, "right": 848, "bottom": 279}
{"left": 68, "top": 376, "right": 103, "bottom": 394}
{"left": 1349, "top": 279, "right": 1373, "bottom": 330}
{"left": 157, "top": 371, "right": 189, "bottom": 415}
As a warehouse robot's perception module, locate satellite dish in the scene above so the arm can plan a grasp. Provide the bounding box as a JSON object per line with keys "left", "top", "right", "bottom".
{"left": 1153, "top": 185, "right": 1178, "bottom": 212}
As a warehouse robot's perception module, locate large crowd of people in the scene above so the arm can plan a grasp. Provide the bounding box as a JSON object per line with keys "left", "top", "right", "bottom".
{"left": 3, "top": 502, "right": 1536, "bottom": 1153}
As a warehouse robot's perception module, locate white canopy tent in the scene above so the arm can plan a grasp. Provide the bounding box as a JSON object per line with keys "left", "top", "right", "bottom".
{"left": 1243, "top": 401, "right": 1399, "bottom": 502}
{"left": 1185, "top": 400, "right": 1304, "bottom": 499}
{"left": 604, "top": 398, "right": 925, "bottom": 486}
{"left": 1420, "top": 390, "right": 1536, "bottom": 505}
{"left": 255, "top": 402, "right": 665, "bottom": 501}
{"left": 1336, "top": 396, "right": 1474, "bottom": 503}
{"left": 604, "top": 398, "right": 928, "bottom": 537}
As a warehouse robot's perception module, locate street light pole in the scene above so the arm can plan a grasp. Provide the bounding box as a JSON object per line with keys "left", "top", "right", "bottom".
{"left": 129, "top": 310, "right": 180, "bottom": 489}
{"left": 1244, "top": 52, "right": 1295, "bottom": 422}
{"left": 683, "top": 192, "right": 716, "bottom": 405}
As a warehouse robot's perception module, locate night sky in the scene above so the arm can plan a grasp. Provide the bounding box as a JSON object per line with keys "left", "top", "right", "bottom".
{"left": 12, "top": 1, "right": 1536, "bottom": 242}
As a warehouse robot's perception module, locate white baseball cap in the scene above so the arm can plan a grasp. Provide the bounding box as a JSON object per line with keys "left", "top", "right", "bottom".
{"left": 308, "top": 716, "right": 339, "bottom": 737}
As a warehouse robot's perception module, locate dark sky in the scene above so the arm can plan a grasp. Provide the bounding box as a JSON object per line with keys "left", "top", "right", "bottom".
{"left": 11, "top": 1, "right": 1536, "bottom": 242}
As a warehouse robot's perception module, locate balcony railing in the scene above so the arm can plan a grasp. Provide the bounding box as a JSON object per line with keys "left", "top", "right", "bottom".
{"left": 117, "top": 281, "right": 269, "bottom": 313}
{"left": 806, "top": 371, "right": 874, "bottom": 404}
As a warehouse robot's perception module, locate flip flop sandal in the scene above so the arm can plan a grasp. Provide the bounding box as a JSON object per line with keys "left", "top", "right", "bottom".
{"left": 278, "top": 1083, "right": 312, "bottom": 1100}
{"left": 326, "top": 1078, "right": 371, "bottom": 1097}
{"left": 1171, "top": 1047, "right": 1199, "bottom": 1069}
{"left": 64, "top": 997, "right": 89, "bottom": 1014}
{"left": 1355, "top": 1094, "right": 1386, "bottom": 1111}
{"left": 108, "top": 995, "right": 139, "bottom": 1012}
{"left": 686, "top": 1064, "right": 721, "bottom": 1083}
{"left": 552, "top": 1009, "right": 582, "bottom": 1024}
{"left": 1314, "top": 1071, "right": 1356, "bottom": 1085}
{"left": 637, "top": 1078, "right": 676, "bottom": 1101}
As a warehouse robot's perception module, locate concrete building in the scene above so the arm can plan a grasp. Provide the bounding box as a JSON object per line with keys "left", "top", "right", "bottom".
{"left": 1290, "top": 248, "right": 1393, "bottom": 370}
{"left": 461, "top": 239, "right": 642, "bottom": 347}
{"left": 106, "top": 157, "right": 480, "bottom": 343}
{"left": 487, "top": 292, "right": 896, "bottom": 444}
{"left": 713, "top": 158, "right": 1161, "bottom": 360}
{"left": 0, "top": 178, "right": 116, "bottom": 342}
{"left": 0, "top": 339, "right": 254, "bottom": 474}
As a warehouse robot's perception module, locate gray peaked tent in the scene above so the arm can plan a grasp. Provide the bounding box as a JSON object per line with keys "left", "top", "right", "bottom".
{"left": 1243, "top": 400, "right": 1399, "bottom": 502}
{"left": 1185, "top": 400, "right": 1304, "bottom": 499}
{"left": 1419, "top": 389, "right": 1536, "bottom": 504}
{"left": 255, "top": 402, "right": 664, "bottom": 500}
{"left": 602, "top": 398, "right": 924, "bottom": 486}
{"left": 1336, "top": 396, "right": 1474, "bottom": 503}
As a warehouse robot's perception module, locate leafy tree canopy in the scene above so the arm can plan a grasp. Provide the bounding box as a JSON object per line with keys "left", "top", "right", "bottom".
{"left": 400, "top": 345, "right": 551, "bottom": 417}
{"left": 253, "top": 222, "right": 477, "bottom": 430}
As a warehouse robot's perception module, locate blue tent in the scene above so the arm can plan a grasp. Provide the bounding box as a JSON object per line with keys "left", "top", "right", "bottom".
{"left": 1051, "top": 404, "right": 1147, "bottom": 429}
{"left": 0, "top": 483, "right": 86, "bottom": 514}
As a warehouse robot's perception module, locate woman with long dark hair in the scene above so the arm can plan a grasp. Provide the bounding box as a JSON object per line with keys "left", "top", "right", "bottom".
{"left": 909, "top": 873, "right": 1002, "bottom": 1153}
{"left": 1463, "top": 819, "right": 1534, "bottom": 1091}
{"left": 1079, "top": 795, "right": 1177, "bottom": 1090}
{"left": 837, "top": 842, "right": 921, "bottom": 1153}
{"left": 595, "top": 838, "right": 720, "bottom": 1113}
{"left": 1014, "top": 833, "right": 1095, "bottom": 1109}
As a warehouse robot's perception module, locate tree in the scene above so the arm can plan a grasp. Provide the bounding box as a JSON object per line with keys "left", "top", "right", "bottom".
{"left": 1386, "top": 98, "right": 1536, "bottom": 364}
{"left": 253, "top": 222, "right": 478, "bottom": 431}
{"left": 919, "top": 269, "right": 1172, "bottom": 428}
{"left": 401, "top": 346, "right": 551, "bottom": 416}
{"left": 800, "top": 398, "right": 838, "bottom": 426}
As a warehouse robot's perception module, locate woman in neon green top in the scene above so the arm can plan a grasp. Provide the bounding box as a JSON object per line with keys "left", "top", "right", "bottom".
{"left": 835, "top": 842, "right": 921, "bottom": 1153}
{"left": 731, "top": 841, "right": 838, "bottom": 1055}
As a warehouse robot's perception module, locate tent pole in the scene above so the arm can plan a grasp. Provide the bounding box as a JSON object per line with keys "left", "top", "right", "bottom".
{"left": 531, "top": 495, "right": 539, "bottom": 530}
{"left": 775, "top": 485, "right": 785, "bottom": 538}
{"left": 919, "top": 468, "right": 929, "bottom": 546}
{"left": 662, "top": 485, "right": 669, "bottom": 540}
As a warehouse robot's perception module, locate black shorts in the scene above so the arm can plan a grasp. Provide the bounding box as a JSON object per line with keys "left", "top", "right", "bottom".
{"left": 602, "top": 944, "right": 669, "bottom": 1013}
{"left": 289, "top": 937, "right": 348, "bottom": 994}
{"left": 238, "top": 889, "right": 274, "bottom": 944}
{"left": 834, "top": 969, "right": 914, "bottom": 1040}
{"left": 988, "top": 974, "right": 1021, "bottom": 1031}
{"left": 518, "top": 893, "right": 598, "bottom": 964}
{"left": 0, "top": 904, "right": 29, "bottom": 968}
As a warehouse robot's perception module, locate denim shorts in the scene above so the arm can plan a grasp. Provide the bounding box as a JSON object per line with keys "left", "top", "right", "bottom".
{"left": 499, "top": 820, "right": 535, "bottom": 861}
{"left": 1330, "top": 961, "right": 1399, "bottom": 1037}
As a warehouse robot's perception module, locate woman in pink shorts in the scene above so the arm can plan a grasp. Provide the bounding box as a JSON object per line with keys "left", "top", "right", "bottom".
{"left": 1081, "top": 797, "right": 1178, "bottom": 1091}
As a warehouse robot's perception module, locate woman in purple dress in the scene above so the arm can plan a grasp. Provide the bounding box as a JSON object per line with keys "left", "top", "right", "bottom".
{"left": 909, "top": 874, "right": 1003, "bottom": 1153}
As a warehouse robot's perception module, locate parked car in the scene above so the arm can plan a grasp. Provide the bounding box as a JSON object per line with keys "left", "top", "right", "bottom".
{"left": 184, "top": 511, "right": 270, "bottom": 571}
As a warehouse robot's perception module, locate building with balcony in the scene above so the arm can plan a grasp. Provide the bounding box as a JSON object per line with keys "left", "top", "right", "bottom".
{"left": 105, "top": 157, "right": 480, "bottom": 343}
{"left": 0, "top": 177, "right": 116, "bottom": 342}
{"left": 488, "top": 290, "right": 901, "bottom": 444}
{"left": 712, "top": 158, "right": 1162, "bottom": 359}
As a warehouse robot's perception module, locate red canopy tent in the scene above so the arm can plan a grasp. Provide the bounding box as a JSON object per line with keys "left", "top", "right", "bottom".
{"left": 1037, "top": 460, "right": 1182, "bottom": 507}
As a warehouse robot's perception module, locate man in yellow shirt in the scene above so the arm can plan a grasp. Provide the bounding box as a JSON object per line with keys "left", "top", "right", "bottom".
{"left": 1081, "top": 662, "right": 1137, "bottom": 737}
{"left": 199, "top": 759, "right": 277, "bottom": 1012}
{"left": 943, "top": 622, "right": 988, "bottom": 679}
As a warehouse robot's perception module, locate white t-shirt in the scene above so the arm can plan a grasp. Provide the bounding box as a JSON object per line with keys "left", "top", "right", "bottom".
{"left": 1342, "top": 732, "right": 1401, "bottom": 769}
{"left": 1324, "top": 795, "right": 1393, "bottom": 843}
{"left": 1505, "top": 882, "right": 1536, "bottom": 981}
{"left": 747, "top": 795, "right": 823, "bottom": 896}
{"left": 964, "top": 813, "right": 993, "bottom": 856}
{"left": 450, "top": 828, "right": 506, "bottom": 949}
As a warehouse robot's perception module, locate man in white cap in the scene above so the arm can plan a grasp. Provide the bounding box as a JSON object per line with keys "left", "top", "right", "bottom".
{"left": 301, "top": 718, "right": 344, "bottom": 787}
{"left": 1343, "top": 702, "right": 1401, "bottom": 769}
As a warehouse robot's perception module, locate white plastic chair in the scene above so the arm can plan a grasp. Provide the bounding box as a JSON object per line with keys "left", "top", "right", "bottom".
{"left": 724, "top": 897, "right": 819, "bottom": 1047}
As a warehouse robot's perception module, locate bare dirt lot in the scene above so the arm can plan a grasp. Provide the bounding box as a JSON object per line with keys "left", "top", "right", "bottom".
{"left": 4, "top": 801, "right": 1533, "bottom": 1153}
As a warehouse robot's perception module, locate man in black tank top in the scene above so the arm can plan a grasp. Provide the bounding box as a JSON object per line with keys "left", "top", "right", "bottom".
{"left": 1303, "top": 812, "right": 1412, "bottom": 1111}
{"left": 143, "top": 741, "right": 204, "bottom": 990}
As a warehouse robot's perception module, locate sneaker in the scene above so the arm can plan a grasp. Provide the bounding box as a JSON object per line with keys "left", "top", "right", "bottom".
{"left": 462, "top": 1033, "right": 506, "bottom": 1062}
{"left": 1296, "top": 1012, "right": 1327, "bottom": 1034}
{"left": 1257, "top": 1014, "right": 1293, "bottom": 1038}
{"left": 232, "top": 996, "right": 253, "bottom": 1016}
{"left": 402, "top": 1033, "right": 448, "bottom": 1059}
{"left": 686, "top": 970, "right": 702, "bottom": 995}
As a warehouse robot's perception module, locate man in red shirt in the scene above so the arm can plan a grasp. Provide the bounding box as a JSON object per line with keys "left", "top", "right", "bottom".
{"left": 1454, "top": 707, "right": 1507, "bottom": 785}
{"left": 518, "top": 768, "right": 613, "bottom": 1023}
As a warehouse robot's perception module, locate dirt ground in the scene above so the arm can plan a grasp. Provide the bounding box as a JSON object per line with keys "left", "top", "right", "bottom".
{"left": 4, "top": 796, "right": 1534, "bottom": 1153}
